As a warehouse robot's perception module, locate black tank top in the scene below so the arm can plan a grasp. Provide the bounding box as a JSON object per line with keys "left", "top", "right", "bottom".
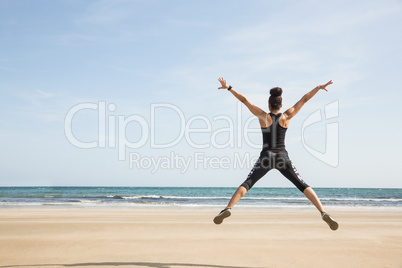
{"left": 261, "top": 113, "right": 287, "bottom": 152}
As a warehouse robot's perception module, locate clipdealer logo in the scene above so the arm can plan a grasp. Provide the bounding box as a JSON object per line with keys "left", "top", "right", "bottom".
{"left": 64, "top": 102, "right": 261, "bottom": 158}
{"left": 301, "top": 100, "right": 339, "bottom": 167}
{"left": 64, "top": 101, "right": 339, "bottom": 172}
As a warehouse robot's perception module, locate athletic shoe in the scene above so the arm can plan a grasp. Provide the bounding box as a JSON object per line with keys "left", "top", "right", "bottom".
{"left": 213, "top": 208, "right": 231, "bottom": 224}
{"left": 322, "top": 212, "right": 339, "bottom": 231}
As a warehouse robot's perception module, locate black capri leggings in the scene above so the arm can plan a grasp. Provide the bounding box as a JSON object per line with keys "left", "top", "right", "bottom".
{"left": 240, "top": 151, "right": 309, "bottom": 192}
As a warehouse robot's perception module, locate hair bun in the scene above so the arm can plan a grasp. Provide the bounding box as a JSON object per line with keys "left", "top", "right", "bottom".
{"left": 270, "top": 87, "right": 283, "bottom": 97}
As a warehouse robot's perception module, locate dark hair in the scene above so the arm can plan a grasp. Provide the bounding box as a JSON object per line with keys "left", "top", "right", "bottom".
{"left": 269, "top": 87, "right": 283, "bottom": 110}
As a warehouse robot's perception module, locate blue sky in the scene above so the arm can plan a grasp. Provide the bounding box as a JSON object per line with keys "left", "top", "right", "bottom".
{"left": 1, "top": 0, "right": 401, "bottom": 187}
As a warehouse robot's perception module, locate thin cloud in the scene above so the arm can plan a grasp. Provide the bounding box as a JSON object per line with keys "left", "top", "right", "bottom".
{"left": 76, "top": 0, "right": 138, "bottom": 26}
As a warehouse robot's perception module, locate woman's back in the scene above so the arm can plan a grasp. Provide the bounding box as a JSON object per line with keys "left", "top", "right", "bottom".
{"left": 261, "top": 113, "right": 287, "bottom": 153}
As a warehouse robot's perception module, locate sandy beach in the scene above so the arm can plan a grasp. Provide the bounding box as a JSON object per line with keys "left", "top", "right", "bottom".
{"left": 0, "top": 207, "right": 401, "bottom": 268}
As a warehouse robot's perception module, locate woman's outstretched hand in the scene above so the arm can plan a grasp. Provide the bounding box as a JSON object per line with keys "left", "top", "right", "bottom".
{"left": 317, "top": 80, "right": 333, "bottom": 92}
{"left": 218, "top": 77, "right": 229, "bottom": 90}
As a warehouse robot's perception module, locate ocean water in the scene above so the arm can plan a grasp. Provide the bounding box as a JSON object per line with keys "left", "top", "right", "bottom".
{"left": 0, "top": 187, "right": 401, "bottom": 208}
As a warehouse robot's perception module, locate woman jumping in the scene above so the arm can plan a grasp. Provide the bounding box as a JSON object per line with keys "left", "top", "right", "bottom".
{"left": 213, "top": 77, "right": 338, "bottom": 231}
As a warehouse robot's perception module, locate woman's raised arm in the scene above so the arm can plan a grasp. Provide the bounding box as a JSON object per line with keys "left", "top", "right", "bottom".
{"left": 284, "top": 80, "right": 333, "bottom": 121}
{"left": 218, "top": 77, "right": 266, "bottom": 119}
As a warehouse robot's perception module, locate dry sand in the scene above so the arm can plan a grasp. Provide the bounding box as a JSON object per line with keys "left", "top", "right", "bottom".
{"left": 0, "top": 207, "right": 401, "bottom": 268}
